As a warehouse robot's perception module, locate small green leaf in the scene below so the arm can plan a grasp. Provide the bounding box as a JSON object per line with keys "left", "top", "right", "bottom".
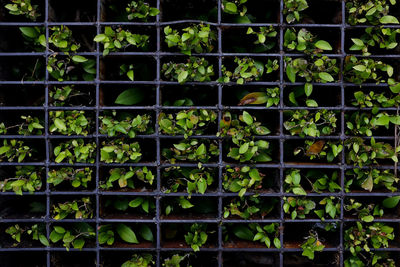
{"left": 380, "top": 15, "right": 399, "bottom": 24}
{"left": 225, "top": 2, "right": 238, "bottom": 13}
{"left": 116, "top": 224, "right": 139, "bottom": 244}
{"left": 304, "top": 83, "right": 313, "bottom": 97}
{"left": 72, "top": 55, "right": 88, "bottom": 63}
{"left": 319, "top": 72, "right": 334, "bottom": 82}
{"left": 115, "top": 88, "right": 144, "bottom": 105}
{"left": 242, "top": 111, "right": 253, "bottom": 125}
{"left": 19, "top": 27, "right": 38, "bottom": 38}
{"left": 315, "top": 40, "right": 332, "bottom": 50}
{"left": 139, "top": 225, "right": 154, "bottom": 242}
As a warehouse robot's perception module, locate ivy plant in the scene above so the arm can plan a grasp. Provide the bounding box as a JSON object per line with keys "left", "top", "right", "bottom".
{"left": 350, "top": 27, "right": 400, "bottom": 56}
{"left": 246, "top": 26, "right": 277, "bottom": 52}
{"left": 351, "top": 89, "right": 400, "bottom": 109}
{"left": 159, "top": 109, "right": 217, "bottom": 138}
{"left": 47, "top": 55, "right": 96, "bottom": 81}
{"left": 49, "top": 110, "right": 91, "bottom": 136}
{"left": 47, "top": 167, "right": 93, "bottom": 189}
{"left": 295, "top": 140, "right": 343, "bottom": 163}
{"left": 344, "top": 198, "right": 384, "bottom": 223}
{"left": 49, "top": 85, "right": 91, "bottom": 107}
{"left": 98, "top": 223, "right": 154, "bottom": 245}
{"left": 0, "top": 115, "right": 44, "bottom": 136}
{"left": 48, "top": 25, "right": 80, "bottom": 52}
{"left": 5, "top": 223, "right": 48, "bottom": 247}
{"left": 284, "top": 28, "right": 333, "bottom": 54}
{"left": 344, "top": 56, "right": 394, "bottom": 84}
{"left": 219, "top": 111, "right": 272, "bottom": 163}
{"left": 231, "top": 223, "right": 281, "bottom": 248}
{"left": 162, "top": 139, "right": 219, "bottom": 163}
{"left": 50, "top": 223, "right": 95, "bottom": 250}
{"left": 163, "top": 167, "right": 214, "bottom": 196}
{"left": 238, "top": 87, "right": 280, "bottom": 107}
{"left": 53, "top": 139, "right": 96, "bottom": 164}
{"left": 222, "top": 0, "right": 248, "bottom": 17}
{"left": 52, "top": 197, "right": 93, "bottom": 220}
{"left": 105, "top": 196, "right": 155, "bottom": 214}
{"left": 284, "top": 169, "right": 307, "bottom": 195}
{"left": 99, "top": 112, "right": 152, "bottom": 138}
{"left": 164, "top": 24, "right": 217, "bottom": 55}
{"left": 122, "top": 254, "right": 155, "bottom": 267}
{"left": 0, "top": 139, "right": 32, "bottom": 163}
{"left": 283, "top": 0, "right": 309, "bottom": 24}
{"left": 5, "top": 0, "right": 40, "bottom": 21}
{"left": 306, "top": 169, "right": 341, "bottom": 193}
{"left": 283, "top": 197, "right": 316, "bottom": 219}
{"left": 223, "top": 166, "right": 264, "bottom": 197}
{"left": 100, "top": 167, "right": 154, "bottom": 190}
{"left": 219, "top": 57, "right": 278, "bottom": 84}
{"left": 300, "top": 231, "right": 325, "bottom": 260}
{"left": 284, "top": 109, "right": 338, "bottom": 137}
{"left": 94, "top": 26, "right": 150, "bottom": 56}
{"left": 346, "top": 0, "right": 399, "bottom": 25}
{"left": 184, "top": 223, "right": 209, "bottom": 252}
{"left": 0, "top": 166, "right": 42, "bottom": 195}
{"left": 162, "top": 57, "right": 214, "bottom": 83}
{"left": 223, "top": 195, "right": 278, "bottom": 219}
{"left": 125, "top": 0, "right": 159, "bottom": 21}
{"left": 345, "top": 168, "right": 399, "bottom": 192}
{"left": 100, "top": 139, "right": 142, "bottom": 163}
{"left": 346, "top": 111, "right": 400, "bottom": 136}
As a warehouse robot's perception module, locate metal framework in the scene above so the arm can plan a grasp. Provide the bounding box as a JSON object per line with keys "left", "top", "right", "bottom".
{"left": 0, "top": 0, "right": 399, "bottom": 266}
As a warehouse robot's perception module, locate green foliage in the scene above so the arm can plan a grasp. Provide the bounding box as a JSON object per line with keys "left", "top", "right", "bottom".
{"left": 344, "top": 56, "right": 394, "bottom": 84}
{"left": 350, "top": 27, "right": 400, "bottom": 56}
{"left": 222, "top": 0, "right": 248, "bottom": 16}
{"left": 94, "top": 26, "right": 149, "bottom": 56}
{"left": 119, "top": 63, "right": 135, "bottom": 81}
{"left": 5, "top": 223, "right": 48, "bottom": 246}
{"left": 219, "top": 57, "right": 277, "bottom": 84}
{"left": 223, "top": 166, "right": 264, "bottom": 197}
{"left": 223, "top": 196, "right": 278, "bottom": 219}
{"left": 344, "top": 198, "right": 383, "bottom": 223}
{"left": 126, "top": 0, "right": 159, "bottom": 21}
{"left": 314, "top": 197, "right": 341, "bottom": 219}
{"left": 306, "top": 169, "right": 341, "bottom": 193}
{"left": 47, "top": 167, "right": 93, "bottom": 188}
{"left": 100, "top": 112, "right": 152, "bottom": 138}
{"left": 345, "top": 168, "right": 399, "bottom": 192}
{"left": 219, "top": 111, "right": 272, "bottom": 163}
{"left": 122, "top": 254, "right": 155, "bottom": 267}
{"left": 162, "top": 139, "right": 219, "bottom": 163}
{"left": 49, "top": 110, "right": 91, "bottom": 136}
{"left": 283, "top": 197, "right": 316, "bottom": 219}
{"left": 162, "top": 57, "right": 215, "bottom": 83}
{"left": 345, "top": 252, "right": 396, "bottom": 267}
{"left": 49, "top": 85, "right": 87, "bottom": 106}
{"left": 284, "top": 109, "right": 338, "bottom": 137}
{"left": 100, "top": 167, "right": 154, "bottom": 190}
{"left": 346, "top": 0, "right": 398, "bottom": 25}
{"left": 159, "top": 109, "right": 217, "bottom": 138}
{"left": 99, "top": 223, "right": 153, "bottom": 245}
{"left": 285, "top": 56, "right": 339, "bottom": 83}
{"left": 0, "top": 139, "right": 32, "bottom": 162}
{"left": 50, "top": 223, "right": 95, "bottom": 251}
{"left": 53, "top": 139, "right": 96, "bottom": 164}
{"left": 295, "top": 140, "right": 343, "bottom": 162}
{"left": 246, "top": 26, "right": 277, "bottom": 52}
{"left": 351, "top": 89, "right": 400, "bottom": 109}
{"left": 105, "top": 196, "right": 155, "bottom": 214}
{"left": 284, "top": 169, "right": 306, "bottom": 195}
{"left": 49, "top": 26, "right": 80, "bottom": 52}
{"left": 345, "top": 137, "right": 398, "bottom": 167}
{"left": 0, "top": 166, "right": 42, "bottom": 195}
{"left": 346, "top": 111, "right": 400, "bottom": 136}
{"left": 300, "top": 231, "right": 325, "bottom": 260}
{"left": 114, "top": 88, "right": 145, "bottom": 105}
{"left": 164, "top": 24, "right": 217, "bottom": 55}
{"left": 284, "top": 28, "right": 333, "bottom": 54}
{"left": 344, "top": 222, "right": 394, "bottom": 256}
{"left": 238, "top": 87, "right": 280, "bottom": 107}
{"left": 184, "top": 223, "right": 208, "bottom": 252}
{"left": 0, "top": 115, "right": 44, "bottom": 136}
{"left": 231, "top": 223, "right": 281, "bottom": 248}
{"left": 5, "top": 0, "right": 40, "bottom": 21}
{"left": 163, "top": 254, "right": 189, "bottom": 267}
{"left": 100, "top": 139, "right": 142, "bottom": 163}
{"left": 47, "top": 55, "right": 96, "bottom": 81}
{"left": 283, "top": 0, "right": 309, "bottom": 23}
{"left": 164, "top": 197, "right": 196, "bottom": 215}
{"left": 52, "top": 197, "right": 93, "bottom": 220}
{"left": 163, "top": 167, "right": 214, "bottom": 196}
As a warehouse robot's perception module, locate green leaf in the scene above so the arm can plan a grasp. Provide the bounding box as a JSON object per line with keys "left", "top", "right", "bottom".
{"left": 319, "top": 72, "right": 334, "bottom": 82}
{"left": 382, "top": 196, "right": 400, "bottom": 208}
{"left": 232, "top": 225, "right": 254, "bottom": 241}
{"left": 361, "top": 215, "right": 374, "bottom": 222}
{"left": 115, "top": 88, "right": 144, "bottom": 105}
{"left": 54, "top": 118, "right": 67, "bottom": 131}
{"left": 315, "top": 40, "right": 332, "bottom": 50}
{"left": 242, "top": 111, "right": 253, "bottom": 125}
{"left": 239, "top": 142, "right": 249, "bottom": 154}
{"left": 139, "top": 225, "right": 154, "bottom": 242}
{"left": 375, "top": 115, "right": 389, "bottom": 126}
{"left": 178, "top": 71, "right": 188, "bottom": 83}
{"left": 127, "top": 70, "right": 134, "bottom": 81}
{"left": 94, "top": 34, "right": 106, "bottom": 42}
{"left": 390, "top": 83, "right": 400, "bottom": 93}
{"left": 351, "top": 38, "right": 364, "bottom": 46}
{"left": 286, "top": 64, "right": 296, "bottom": 83}
{"left": 225, "top": 2, "right": 238, "bottom": 13}
{"left": 19, "top": 27, "right": 38, "bottom": 38}
{"left": 380, "top": 15, "right": 399, "bottom": 24}
{"left": 197, "top": 178, "right": 207, "bottom": 194}
{"left": 304, "top": 83, "right": 313, "bottom": 97}
{"left": 72, "top": 55, "right": 88, "bottom": 63}
{"left": 116, "top": 224, "right": 139, "bottom": 244}
{"left": 353, "top": 65, "right": 366, "bottom": 72}
{"left": 306, "top": 99, "right": 318, "bottom": 107}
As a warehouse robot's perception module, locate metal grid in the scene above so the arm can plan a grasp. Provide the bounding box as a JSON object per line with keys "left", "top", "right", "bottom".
{"left": 0, "top": 0, "right": 399, "bottom": 266}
